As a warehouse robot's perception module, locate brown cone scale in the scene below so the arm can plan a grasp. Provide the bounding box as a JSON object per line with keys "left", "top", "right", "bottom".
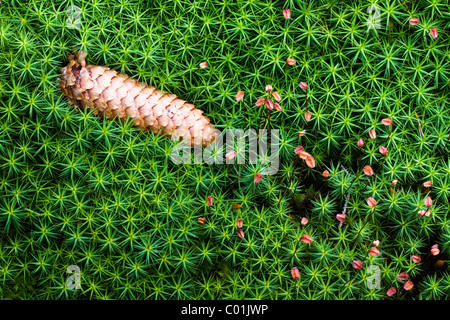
{"left": 60, "top": 51, "right": 217, "bottom": 146}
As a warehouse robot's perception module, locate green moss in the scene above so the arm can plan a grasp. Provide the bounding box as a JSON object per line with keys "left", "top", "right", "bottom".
{"left": 0, "top": 0, "right": 449, "bottom": 300}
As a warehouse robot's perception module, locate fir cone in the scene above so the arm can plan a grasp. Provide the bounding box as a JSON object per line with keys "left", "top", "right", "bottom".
{"left": 59, "top": 51, "right": 218, "bottom": 146}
